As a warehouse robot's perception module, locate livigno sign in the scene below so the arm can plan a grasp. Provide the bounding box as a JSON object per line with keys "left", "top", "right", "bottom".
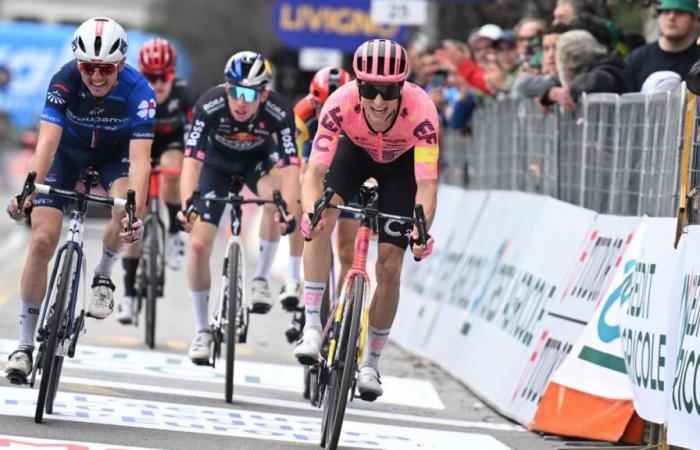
{"left": 272, "top": 0, "right": 408, "bottom": 52}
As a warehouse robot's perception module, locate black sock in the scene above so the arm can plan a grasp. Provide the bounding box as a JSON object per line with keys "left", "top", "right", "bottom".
{"left": 122, "top": 257, "right": 139, "bottom": 297}
{"left": 166, "top": 202, "right": 180, "bottom": 234}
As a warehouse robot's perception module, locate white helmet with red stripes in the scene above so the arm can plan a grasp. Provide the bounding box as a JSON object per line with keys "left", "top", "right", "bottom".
{"left": 72, "top": 17, "right": 128, "bottom": 63}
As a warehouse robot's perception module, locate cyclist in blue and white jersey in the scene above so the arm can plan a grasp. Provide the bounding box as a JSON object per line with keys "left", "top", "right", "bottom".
{"left": 4, "top": 17, "right": 154, "bottom": 384}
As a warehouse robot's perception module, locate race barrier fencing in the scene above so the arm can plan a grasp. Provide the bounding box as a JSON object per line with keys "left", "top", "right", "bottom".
{"left": 394, "top": 186, "right": 700, "bottom": 449}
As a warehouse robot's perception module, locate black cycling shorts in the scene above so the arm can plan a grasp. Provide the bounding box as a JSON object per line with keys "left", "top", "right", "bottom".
{"left": 151, "top": 135, "right": 184, "bottom": 160}
{"left": 195, "top": 155, "right": 273, "bottom": 225}
{"left": 325, "top": 135, "right": 417, "bottom": 249}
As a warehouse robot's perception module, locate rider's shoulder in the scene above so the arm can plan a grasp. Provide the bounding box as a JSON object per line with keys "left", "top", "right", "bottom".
{"left": 263, "top": 90, "right": 291, "bottom": 122}
{"left": 402, "top": 81, "right": 431, "bottom": 101}
{"left": 195, "top": 84, "right": 227, "bottom": 115}
{"left": 293, "top": 95, "right": 314, "bottom": 121}
{"left": 51, "top": 60, "right": 82, "bottom": 85}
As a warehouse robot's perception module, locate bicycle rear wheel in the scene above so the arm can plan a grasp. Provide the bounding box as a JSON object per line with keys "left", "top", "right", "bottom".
{"left": 225, "top": 242, "right": 241, "bottom": 404}
{"left": 35, "top": 248, "right": 75, "bottom": 423}
{"left": 145, "top": 224, "right": 159, "bottom": 349}
{"left": 325, "top": 274, "right": 364, "bottom": 450}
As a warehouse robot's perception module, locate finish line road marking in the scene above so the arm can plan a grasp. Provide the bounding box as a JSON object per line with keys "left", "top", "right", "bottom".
{"left": 0, "top": 434, "right": 160, "bottom": 450}
{"left": 0, "top": 339, "right": 443, "bottom": 410}
{"left": 56, "top": 376, "right": 524, "bottom": 433}
{"left": 0, "top": 387, "right": 511, "bottom": 450}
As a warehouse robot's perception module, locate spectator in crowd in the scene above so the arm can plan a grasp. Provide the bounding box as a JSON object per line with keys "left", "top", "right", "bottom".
{"left": 514, "top": 24, "right": 571, "bottom": 99}
{"left": 548, "top": 30, "right": 629, "bottom": 111}
{"left": 625, "top": 0, "right": 700, "bottom": 92}
{"left": 468, "top": 24, "right": 502, "bottom": 66}
{"left": 513, "top": 18, "right": 546, "bottom": 60}
{"left": 433, "top": 39, "right": 494, "bottom": 95}
{"left": 552, "top": 0, "right": 582, "bottom": 25}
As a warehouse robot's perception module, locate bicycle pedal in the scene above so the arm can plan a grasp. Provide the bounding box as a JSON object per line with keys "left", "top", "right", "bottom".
{"left": 280, "top": 297, "right": 299, "bottom": 312}
{"left": 6, "top": 372, "right": 28, "bottom": 386}
{"left": 251, "top": 303, "right": 272, "bottom": 314}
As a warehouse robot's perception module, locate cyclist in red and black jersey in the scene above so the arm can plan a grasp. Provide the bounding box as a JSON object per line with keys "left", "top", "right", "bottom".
{"left": 285, "top": 67, "right": 353, "bottom": 309}
{"left": 118, "top": 38, "right": 197, "bottom": 323}
{"left": 177, "top": 51, "right": 299, "bottom": 364}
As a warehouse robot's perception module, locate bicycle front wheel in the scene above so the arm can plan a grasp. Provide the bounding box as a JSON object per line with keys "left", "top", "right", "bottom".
{"left": 326, "top": 274, "right": 364, "bottom": 450}
{"left": 225, "top": 242, "right": 241, "bottom": 404}
{"left": 145, "top": 225, "right": 159, "bottom": 349}
{"left": 35, "top": 247, "right": 75, "bottom": 423}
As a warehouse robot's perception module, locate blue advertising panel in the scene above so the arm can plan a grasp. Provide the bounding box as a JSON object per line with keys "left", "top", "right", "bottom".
{"left": 0, "top": 21, "right": 191, "bottom": 129}
{"left": 272, "top": 0, "right": 408, "bottom": 52}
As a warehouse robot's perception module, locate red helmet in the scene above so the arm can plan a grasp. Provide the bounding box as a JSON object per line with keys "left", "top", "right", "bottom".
{"left": 353, "top": 39, "right": 409, "bottom": 83}
{"left": 309, "top": 67, "right": 352, "bottom": 104}
{"left": 138, "top": 37, "right": 176, "bottom": 74}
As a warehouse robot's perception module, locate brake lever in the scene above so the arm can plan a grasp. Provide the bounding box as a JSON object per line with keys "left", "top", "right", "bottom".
{"left": 125, "top": 190, "right": 136, "bottom": 235}
{"left": 305, "top": 188, "right": 334, "bottom": 242}
{"left": 16, "top": 171, "right": 37, "bottom": 216}
{"left": 413, "top": 204, "right": 428, "bottom": 262}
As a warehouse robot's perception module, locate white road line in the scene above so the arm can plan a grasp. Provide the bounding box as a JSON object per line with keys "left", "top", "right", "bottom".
{"left": 0, "top": 339, "right": 444, "bottom": 410}
{"left": 0, "top": 434, "right": 160, "bottom": 450}
{"left": 57, "top": 375, "right": 524, "bottom": 432}
{"left": 0, "top": 386, "right": 511, "bottom": 450}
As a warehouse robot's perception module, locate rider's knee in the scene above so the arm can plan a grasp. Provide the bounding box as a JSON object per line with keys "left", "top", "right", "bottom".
{"left": 338, "top": 241, "right": 354, "bottom": 268}
{"left": 189, "top": 236, "right": 211, "bottom": 261}
{"left": 375, "top": 258, "right": 402, "bottom": 287}
{"left": 29, "top": 231, "right": 58, "bottom": 262}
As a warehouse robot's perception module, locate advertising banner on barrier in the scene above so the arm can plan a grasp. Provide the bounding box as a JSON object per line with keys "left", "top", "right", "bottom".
{"left": 667, "top": 225, "right": 700, "bottom": 450}
{"left": 532, "top": 215, "right": 644, "bottom": 442}
{"left": 392, "top": 187, "right": 487, "bottom": 355}
{"left": 619, "top": 217, "right": 679, "bottom": 425}
{"left": 419, "top": 193, "right": 595, "bottom": 420}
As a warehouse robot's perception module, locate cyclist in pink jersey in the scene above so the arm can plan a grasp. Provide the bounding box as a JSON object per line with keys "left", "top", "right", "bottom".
{"left": 294, "top": 39, "right": 438, "bottom": 401}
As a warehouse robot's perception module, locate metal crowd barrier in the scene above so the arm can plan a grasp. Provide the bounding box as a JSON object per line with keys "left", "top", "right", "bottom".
{"left": 441, "top": 85, "right": 687, "bottom": 218}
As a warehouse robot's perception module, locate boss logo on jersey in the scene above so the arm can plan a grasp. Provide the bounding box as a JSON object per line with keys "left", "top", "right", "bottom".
{"left": 280, "top": 127, "right": 295, "bottom": 155}
{"left": 186, "top": 119, "right": 205, "bottom": 147}
{"left": 413, "top": 120, "right": 437, "bottom": 144}
{"left": 137, "top": 99, "right": 157, "bottom": 119}
{"left": 320, "top": 106, "right": 342, "bottom": 132}
{"left": 202, "top": 97, "right": 224, "bottom": 112}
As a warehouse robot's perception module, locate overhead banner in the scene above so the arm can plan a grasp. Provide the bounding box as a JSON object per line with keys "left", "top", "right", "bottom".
{"left": 272, "top": 0, "right": 408, "bottom": 52}
{"left": 0, "top": 21, "right": 190, "bottom": 129}
{"left": 667, "top": 226, "right": 700, "bottom": 450}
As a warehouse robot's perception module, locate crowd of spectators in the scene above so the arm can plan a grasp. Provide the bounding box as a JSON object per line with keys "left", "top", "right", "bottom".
{"left": 409, "top": 0, "right": 700, "bottom": 133}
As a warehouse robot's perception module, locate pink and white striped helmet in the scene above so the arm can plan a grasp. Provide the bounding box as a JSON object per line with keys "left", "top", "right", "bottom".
{"left": 353, "top": 39, "right": 409, "bottom": 83}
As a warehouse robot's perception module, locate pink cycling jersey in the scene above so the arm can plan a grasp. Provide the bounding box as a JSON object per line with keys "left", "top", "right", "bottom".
{"left": 309, "top": 80, "right": 440, "bottom": 180}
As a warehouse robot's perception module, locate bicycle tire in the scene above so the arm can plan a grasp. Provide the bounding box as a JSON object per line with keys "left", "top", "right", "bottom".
{"left": 327, "top": 275, "right": 363, "bottom": 450}
{"left": 35, "top": 248, "right": 75, "bottom": 423}
{"left": 145, "top": 224, "right": 159, "bottom": 349}
{"left": 225, "top": 242, "right": 240, "bottom": 404}
{"left": 45, "top": 356, "right": 64, "bottom": 414}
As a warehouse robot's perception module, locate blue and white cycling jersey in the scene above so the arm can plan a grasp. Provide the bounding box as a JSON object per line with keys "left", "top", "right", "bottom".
{"left": 40, "top": 60, "right": 155, "bottom": 155}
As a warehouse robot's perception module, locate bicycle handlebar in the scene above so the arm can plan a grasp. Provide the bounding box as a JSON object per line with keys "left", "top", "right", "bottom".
{"left": 308, "top": 187, "right": 429, "bottom": 261}
{"left": 184, "top": 189, "right": 294, "bottom": 235}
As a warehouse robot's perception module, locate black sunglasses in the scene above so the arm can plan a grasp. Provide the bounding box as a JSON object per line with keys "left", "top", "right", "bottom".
{"left": 358, "top": 82, "right": 403, "bottom": 101}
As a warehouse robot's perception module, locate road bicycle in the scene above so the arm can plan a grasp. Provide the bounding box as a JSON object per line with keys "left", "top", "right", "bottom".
{"left": 12, "top": 169, "right": 136, "bottom": 423}
{"left": 306, "top": 184, "right": 427, "bottom": 449}
{"left": 186, "top": 175, "right": 292, "bottom": 403}
{"left": 123, "top": 163, "right": 181, "bottom": 348}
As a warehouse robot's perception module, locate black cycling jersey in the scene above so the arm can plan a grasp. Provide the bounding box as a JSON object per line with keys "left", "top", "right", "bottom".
{"left": 184, "top": 85, "right": 299, "bottom": 172}
{"left": 152, "top": 77, "right": 197, "bottom": 156}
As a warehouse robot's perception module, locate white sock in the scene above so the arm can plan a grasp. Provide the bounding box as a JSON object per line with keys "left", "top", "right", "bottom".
{"left": 303, "top": 281, "right": 326, "bottom": 333}
{"left": 19, "top": 300, "right": 40, "bottom": 348}
{"left": 94, "top": 245, "right": 120, "bottom": 277}
{"left": 253, "top": 239, "right": 278, "bottom": 280}
{"left": 361, "top": 325, "right": 391, "bottom": 371}
{"left": 287, "top": 256, "right": 302, "bottom": 282}
{"left": 190, "top": 290, "right": 210, "bottom": 332}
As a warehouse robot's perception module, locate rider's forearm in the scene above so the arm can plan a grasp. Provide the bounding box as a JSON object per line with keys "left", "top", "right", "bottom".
{"left": 300, "top": 161, "right": 327, "bottom": 214}
{"left": 27, "top": 121, "right": 63, "bottom": 184}
{"left": 279, "top": 165, "right": 300, "bottom": 210}
{"left": 415, "top": 179, "right": 438, "bottom": 230}
{"left": 128, "top": 139, "right": 152, "bottom": 218}
{"left": 180, "top": 157, "right": 202, "bottom": 209}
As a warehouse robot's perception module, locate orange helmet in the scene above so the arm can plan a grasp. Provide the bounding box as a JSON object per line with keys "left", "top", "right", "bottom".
{"left": 309, "top": 67, "right": 352, "bottom": 104}
{"left": 138, "top": 37, "right": 177, "bottom": 74}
